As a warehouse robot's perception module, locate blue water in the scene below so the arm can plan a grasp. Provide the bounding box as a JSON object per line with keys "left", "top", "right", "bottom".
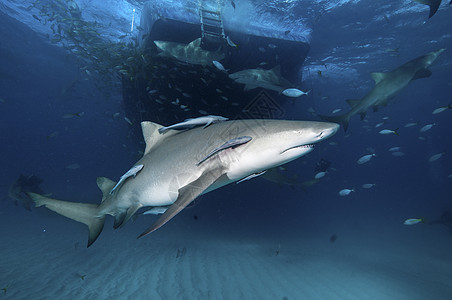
{"left": 1, "top": 1, "right": 452, "bottom": 299}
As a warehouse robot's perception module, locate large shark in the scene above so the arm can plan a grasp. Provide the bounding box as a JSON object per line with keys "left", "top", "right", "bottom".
{"left": 319, "top": 48, "right": 445, "bottom": 131}
{"left": 229, "top": 66, "right": 293, "bottom": 93}
{"left": 27, "top": 119, "right": 338, "bottom": 247}
{"left": 154, "top": 38, "right": 224, "bottom": 66}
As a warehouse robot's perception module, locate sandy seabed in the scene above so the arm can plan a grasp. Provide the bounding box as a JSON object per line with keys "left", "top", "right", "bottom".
{"left": 1, "top": 210, "right": 451, "bottom": 300}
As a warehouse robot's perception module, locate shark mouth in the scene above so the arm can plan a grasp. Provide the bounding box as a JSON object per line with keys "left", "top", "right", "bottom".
{"left": 280, "top": 144, "right": 315, "bottom": 154}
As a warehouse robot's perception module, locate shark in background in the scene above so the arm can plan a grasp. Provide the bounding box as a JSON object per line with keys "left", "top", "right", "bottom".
{"left": 154, "top": 38, "right": 224, "bottom": 66}
{"left": 7, "top": 174, "right": 45, "bottom": 211}
{"left": 319, "top": 48, "right": 445, "bottom": 131}
{"left": 27, "top": 119, "right": 338, "bottom": 247}
{"left": 229, "top": 65, "right": 293, "bottom": 93}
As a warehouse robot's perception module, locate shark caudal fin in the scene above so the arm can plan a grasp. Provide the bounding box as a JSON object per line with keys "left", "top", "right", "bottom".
{"left": 318, "top": 113, "right": 350, "bottom": 132}
{"left": 27, "top": 192, "right": 105, "bottom": 247}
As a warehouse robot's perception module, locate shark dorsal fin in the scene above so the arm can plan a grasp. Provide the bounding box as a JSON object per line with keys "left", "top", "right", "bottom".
{"left": 141, "top": 121, "right": 179, "bottom": 155}
{"left": 346, "top": 99, "right": 361, "bottom": 107}
{"left": 370, "top": 72, "right": 387, "bottom": 84}
{"left": 189, "top": 38, "right": 202, "bottom": 47}
{"left": 271, "top": 65, "right": 282, "bottom": 75}
{"left": 96, "top": 177, "right": 116, "bottom": 202}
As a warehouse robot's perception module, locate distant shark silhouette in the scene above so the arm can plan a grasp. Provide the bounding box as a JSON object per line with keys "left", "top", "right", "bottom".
{"left": 228, "top": 66, "right": 293, "bottom": 93}
{"left": 8, "top": 174, "right": 45, "bottom": 211}
{"left": 154, "top": 38, "right": 224, "bottom": 66}
{"left": 429, "top": 209, "right": 452, "bottom": 233}
{"left": 28, "top": 119, "right": 338, "bottom": 247}
{"left": 319, "top": 48, "right": 445, "bottom": 131}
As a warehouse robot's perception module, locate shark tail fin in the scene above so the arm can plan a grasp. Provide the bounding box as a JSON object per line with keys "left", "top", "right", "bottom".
{"left": 318, "top": 113, "right": 351, "bottom": 132}
{"left": 27, "top": 192, "right": 105, "bottom": 247}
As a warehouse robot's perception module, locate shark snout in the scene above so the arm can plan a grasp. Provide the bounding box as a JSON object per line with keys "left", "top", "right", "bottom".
{"left": 317, "top": 122, "right": 340, "bottom": 140}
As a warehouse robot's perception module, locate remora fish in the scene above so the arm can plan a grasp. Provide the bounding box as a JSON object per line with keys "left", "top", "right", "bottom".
{"left": 110, "top": 164, "right": 144, "bottom": 195}
{"left": 158, "top": 115, "right": 228, "bottom": 134}
{"left": 319, "top": 48, "right": 445, "bottom": 131}
{"left": 154, "top": 38, "right": 224, "bottom": 66}
{"left": 229, "top": 66, "right": 293, "bottom": 93}
{"left": 27, "top": 119, "right": 338, "bottom": 247}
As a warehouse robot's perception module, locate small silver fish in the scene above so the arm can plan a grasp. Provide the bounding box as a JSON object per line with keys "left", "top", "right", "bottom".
{"left": 403, "top": 218, "right": 423, "bottom": 225}
{"left": 339, "top": 188, "right": 354, "bottom": 196}
{"left": 379, "top": 129, "right": 398, "bottom": 135}
{"left": 212, "top": 61, "right": 227, "bottom": 72}
{"left": 110, "top": 164, "right": 144, "bottom": 195}
{"left": 357, "top": 154, "right": 376, "bottom": 164}
{"left": 432, "top": 104, "right": 451, "bottom": 114}
{"left": 282, "top": 88, "right": 310, "bottom": 98}
{"left": 420, "top": 124, "right": 435, "bottom": 132}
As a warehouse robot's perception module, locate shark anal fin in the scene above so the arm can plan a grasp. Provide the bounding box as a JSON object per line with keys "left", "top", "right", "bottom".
{"left": 121, "top": 204, "right": 143, "bottom": 228}
{"left": 346, "top": 99, "right": 361, "bottom": 108}
{"left": 138, "top": 165, "right": 224, "bottom": 238}
{"left": 114, "top": 212, "right": 126, "bottom": 229}
{"left": 370, "top": 72, "right": 387, "bottom": 84}
{"left": 413, "top": 68, "right": 432, "bottom": 80}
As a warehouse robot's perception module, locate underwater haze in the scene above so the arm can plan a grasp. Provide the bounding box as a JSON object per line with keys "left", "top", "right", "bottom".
{"left": 1, "top": 0, "right": 451, "bottom": 299}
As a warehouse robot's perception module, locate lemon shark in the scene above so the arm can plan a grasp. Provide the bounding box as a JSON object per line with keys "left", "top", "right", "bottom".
{"left": 27, "top": 119, "right": 338, "bottom": 247}
{"left": 319, "top": 48, "right": 445, "bottom": 131}
{"left": 229, "top": 66, "right": 293, "bottom": 93}
{"left": 154, "top": 38, "right": 224, "bottom": 66}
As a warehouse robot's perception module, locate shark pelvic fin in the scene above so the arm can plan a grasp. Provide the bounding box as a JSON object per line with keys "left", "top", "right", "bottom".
{"left": 96, "top": 177, "right": 116, "bottom": 202}
{"left": 412, "top": 0, "right": 441, "bottom": 18}
{"left": 413, "top": 68, "right": 432, "bottom": 80}
{"left": 370, "top": 72, "right": 387, "bottom": 84}
{"left": 138, "top": 164, "right": 225, "bottom": 238}
{"left": 346, "top": 99, "right": 361, "bottom": 108}
{"left": 27, "top": 192, "right": 105, "bottom": 247}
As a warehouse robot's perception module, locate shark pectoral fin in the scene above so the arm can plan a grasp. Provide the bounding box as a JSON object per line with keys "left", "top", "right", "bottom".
{"left": 346, "top": 99, "right": 361, "bottom": 108}
{"left": 121, "top": 204, "right": 143, "bottom": 228}
{"left": 370, "top": 72, "right": 388, "bottom": 84}
{"left": 413, "top": 0, "right": 442, "bottom": 18}
{"left": 137, "top": 166, "right": 224, "bottom": 238}
{"left": 244, "top": 84, "right": 256, "bottom": 91}
{"left": 96, "top": 177, "right": 117, "bottom": 202}
{"left": 413, "top": 68, "right": 432, "bottom": 80}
